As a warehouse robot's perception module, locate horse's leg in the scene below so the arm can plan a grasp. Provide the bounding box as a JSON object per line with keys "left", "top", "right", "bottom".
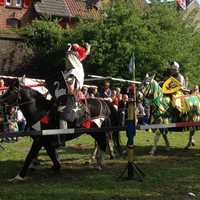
{"left": 185, "top": 128, "right": 195, "bottom": 149}
{"left": 43, "top": 141, "right": 61, "bottom": 171}
{"left": 162, "top": 129, "right": 170, "bottom": 151}
{"left": 88, "top": 140, "right": 98, "bottom": 164}
{"left": 59, "top": 119, "right": 68, "bottom": 129}
{"left": 113, "top": 131, "right": 124, "bottom": 156}
{"left": 150, "top": 130, "right": 161, "bottom": 155}
{"left": 95, "top": 143, "right": 103, "bottom": 170}
{"left": 9, "top": 138, "right": 43, "bottom": 181}
{"left": 107, "top": 131, "right": 115, "bottom": 159}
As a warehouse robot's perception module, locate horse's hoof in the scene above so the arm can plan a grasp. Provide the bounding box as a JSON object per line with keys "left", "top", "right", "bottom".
{"left": 149, "top": 151, "right": 155, "bottom": 156}
{"left": 84, "top": 161, "right": 90, "bottom": 165}
{"left": 96, "top": 165, "right": 103, "bottom": 171}
{"left": 192, "top": 142, "right": 195, "bottom": 147}
{"left": 166, "top": 147, "right": 170, "bottom": 152}
{"left": 94, "top": 164, "right": 103, "bottom": 171}
{"left": 51, "top": 165, "right": 61, "bottom": 172}
{"left": 109, "top": 155, "right": 115, "bottom": 160}
{"left": 184, "top": 146, "right": 189, "bottom": 150}
{"left": 8, "top": 174, "right": 27, "bottom": 183}
{"left": 28, "top": 163, "right": 37, "bottom": 171}
{"left": 122, "top": 150, "right": 127, "bottom": 156}
{"left": 32, "top": 159, "right": 40, "bottom": 166}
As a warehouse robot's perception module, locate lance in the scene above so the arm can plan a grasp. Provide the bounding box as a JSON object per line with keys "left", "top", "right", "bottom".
{"left": 85, "top": 75, "right": 141, "bottom": 84}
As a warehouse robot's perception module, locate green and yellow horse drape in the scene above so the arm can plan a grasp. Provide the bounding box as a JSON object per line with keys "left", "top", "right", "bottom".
{"left": 143, "top": 79, "right": 200, "bottom": 124}
{"left": 142, "top": 77, "right": 200, "bottom": 154}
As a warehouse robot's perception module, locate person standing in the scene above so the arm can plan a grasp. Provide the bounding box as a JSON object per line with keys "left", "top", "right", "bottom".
{"left": 0, "top": 79, "right": 6, "bottom": 95}
{"left": 100, "top": 81, "right": 112, "bottom": 101}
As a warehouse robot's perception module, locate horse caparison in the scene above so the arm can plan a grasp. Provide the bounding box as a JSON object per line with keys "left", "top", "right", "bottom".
{"left": 141, "top": 75, "right": 199, "bottom": 155}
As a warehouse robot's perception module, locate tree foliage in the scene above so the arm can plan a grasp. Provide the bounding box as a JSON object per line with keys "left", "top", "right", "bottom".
{"left": 22, "top": 1, "right": 200, "bottom": 86}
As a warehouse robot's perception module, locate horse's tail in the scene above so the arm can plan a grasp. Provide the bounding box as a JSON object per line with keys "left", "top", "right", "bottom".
{"left": 104, "top": 100, "right": 119, "bottom": 126}
{"left": 104, "top": 100, "right": 123, "bottom": 155}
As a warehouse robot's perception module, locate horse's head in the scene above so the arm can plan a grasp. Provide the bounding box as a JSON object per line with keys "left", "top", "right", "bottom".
{"left": 141, "top": 74, "right": 164, "bottom": 105}
{"left": 141, "top": 74, "right": 156, "bottom": 98}
{"left": 0, "top": 79, "right": 21, "bottom": 106}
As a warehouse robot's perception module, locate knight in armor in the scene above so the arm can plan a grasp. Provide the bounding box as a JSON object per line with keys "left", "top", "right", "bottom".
{"left": 57, "top": 42, "right": 91, "bottom": 129}
{"left": 169, "top": 61, "right": 186, "bottom": 89}
{"left": 63, "top": 42, "right": 91, "bottom": 95}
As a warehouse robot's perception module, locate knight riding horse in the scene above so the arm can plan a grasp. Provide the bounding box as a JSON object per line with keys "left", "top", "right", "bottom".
{"left": 0, "top": 78, "right": 119, "bottom": 181}
{"left": 55, "top": 42, "right": 91, "bottom": 129}
{"left": 59, "top": 42, "right": 119, "bottom": 161}
{"left": 142, "top": 65, "right": 200, "bottom": 155}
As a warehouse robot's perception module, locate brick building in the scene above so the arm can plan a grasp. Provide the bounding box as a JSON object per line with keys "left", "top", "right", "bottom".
{"left": 0, "top": 0, "right": 106, "bottom": 77}
{"left": 34, "top": 0, "right": 104, "bottom": 28}
{"left": 0, "top": 0, "right": 36, "bottom": 29}
{"left": 0, "top": 0, "right": 105, "bottom": 30}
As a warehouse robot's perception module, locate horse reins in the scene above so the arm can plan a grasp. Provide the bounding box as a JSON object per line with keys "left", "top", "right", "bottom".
{"left": 3, "top": 86, "right": 34, "bottom": 108}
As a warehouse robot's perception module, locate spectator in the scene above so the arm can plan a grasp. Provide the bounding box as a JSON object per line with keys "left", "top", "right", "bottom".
{"left": 111, "top": 89, "right": 119, "bottom": 110}
{"left": 0, "top": 79, "right": 5, "bottom": 95}
{"left": 118, "top": 94, "right": 129, "bottom": 126}
{"left": 8, "top": 107, "right": 18, "bottom": 133}
{"left": 89, "top": 87, "right": 99, "bottom": 98}
{"left": 100, "top": 81, "right": 112, "bottom": 101}
{"left": 137, "top": 91, "right": 145, "bottom": 116}
{"left": 127, "top": 83, "right": 136, "bottom": 98}
{"left": 16, "top": 107, "right": 26, "bottom": 131}
{"left": 116, "top": 87, "right": 122, "bottom": 102}
{"left": 81, "top": 86, "right": 89, "bottom": 98}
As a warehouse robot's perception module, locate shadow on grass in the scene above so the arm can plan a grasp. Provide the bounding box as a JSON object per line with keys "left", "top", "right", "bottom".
{"left": 134, "top": 145, "right": 200, "bottom": 157}
{"left": 0, "top": 158, "right": 200, "bottom": 200}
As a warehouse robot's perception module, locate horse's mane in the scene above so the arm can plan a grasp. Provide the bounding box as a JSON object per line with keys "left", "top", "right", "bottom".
{"left": 21, "top": 86, "right": 51, "bottom": 110}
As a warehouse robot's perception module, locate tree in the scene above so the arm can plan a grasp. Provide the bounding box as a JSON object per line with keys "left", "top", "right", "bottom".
{"left": 22, "top": 1, "right": 200, "bottom": 86}
{"left": 69, "top": 1, "right": 200, "bottom": 85}
{"left": 22, "top": 20, "right": 66, "bottom": 79}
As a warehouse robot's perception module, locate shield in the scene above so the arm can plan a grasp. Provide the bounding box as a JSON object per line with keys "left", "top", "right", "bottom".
{"left": 162, "top": 77, "right": 182, "bottom": 94}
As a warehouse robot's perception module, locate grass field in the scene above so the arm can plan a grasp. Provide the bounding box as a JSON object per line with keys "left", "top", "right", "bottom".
{"left": 0, "top": 131, "right": 200, "bottom": 200}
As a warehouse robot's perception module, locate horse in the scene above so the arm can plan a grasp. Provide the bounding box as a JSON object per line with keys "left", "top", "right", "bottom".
{"left": 55, "top": 91, "right": 121, "bottom": 165}
{"left": 0, "top": 79, "right": 119, "bottom": 181}
{"left": 141, "top": 75, "right": 200, "bottom": 155}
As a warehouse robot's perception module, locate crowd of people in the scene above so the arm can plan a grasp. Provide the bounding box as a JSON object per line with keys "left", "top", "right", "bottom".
{"left": 0, "top": 79, "right": 26, "bottom": 143}
{"left": 77, "top": 80, "right": 149, "bottom": 127}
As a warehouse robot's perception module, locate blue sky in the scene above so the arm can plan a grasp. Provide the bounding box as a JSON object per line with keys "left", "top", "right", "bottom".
{"left": 196, "top": 0, "right": 200, "bottom": 5}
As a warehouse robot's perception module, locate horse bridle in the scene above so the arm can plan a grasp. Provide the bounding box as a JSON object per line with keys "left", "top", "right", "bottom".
{"left": 4, "top": 85, "right": 34, "bottom": 108}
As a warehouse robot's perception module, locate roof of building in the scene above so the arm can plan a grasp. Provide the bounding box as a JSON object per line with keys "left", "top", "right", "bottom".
{"left": 34, "top": 0, "right": 102, "bottom": 18}
{"left": 34, "top": 0, "right": 71, "bottom": 17}
{"left": 65, "top": 0, "right": 101, "bottom": 18}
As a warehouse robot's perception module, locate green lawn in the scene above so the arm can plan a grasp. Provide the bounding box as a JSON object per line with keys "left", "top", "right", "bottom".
{"left": 0, "top": 131, "right": 200, "bottom": 200}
